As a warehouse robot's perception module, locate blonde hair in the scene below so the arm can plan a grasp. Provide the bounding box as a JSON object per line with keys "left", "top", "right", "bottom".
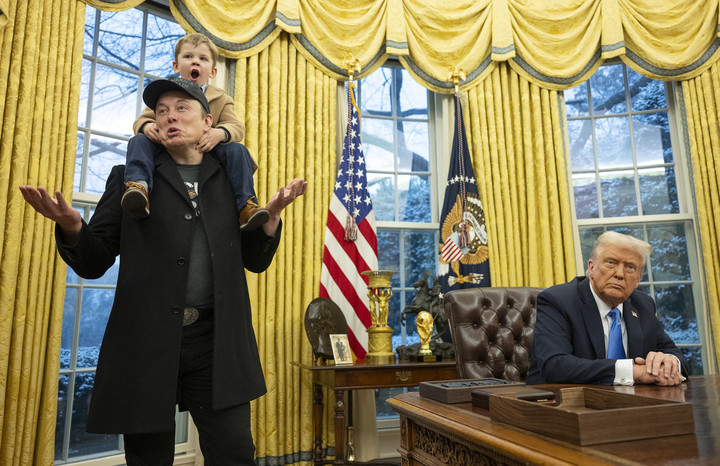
{"left": 589, "top": 231, "right": 652, "bottom": 269}
{"left": 174, "top": 33, "right": 219, "bottom": 68}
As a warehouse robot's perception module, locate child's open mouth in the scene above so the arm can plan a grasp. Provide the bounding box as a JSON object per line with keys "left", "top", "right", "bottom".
{"left": 191, "top": 69, "right": 200, "bottom": 79}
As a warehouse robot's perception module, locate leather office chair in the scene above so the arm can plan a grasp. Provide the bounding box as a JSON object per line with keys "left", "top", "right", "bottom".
{"left": 445, "top": 287, "right": 544, "bottom": 381}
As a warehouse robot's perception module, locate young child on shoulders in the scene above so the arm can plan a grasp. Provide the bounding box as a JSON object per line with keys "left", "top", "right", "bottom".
{"left": 122, "top": 33, "right": 268, "bottom": 231}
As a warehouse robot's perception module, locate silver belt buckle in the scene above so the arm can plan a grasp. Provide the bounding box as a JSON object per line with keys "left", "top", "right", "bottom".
{"left": 183, "top": 307, "right": 199, "bottom": 326}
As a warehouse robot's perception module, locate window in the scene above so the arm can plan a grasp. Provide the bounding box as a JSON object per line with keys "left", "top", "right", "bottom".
{"left": 56, "top": 4, "right": 188, "bottom": 463}
{"left": 565, "top": 63, "right": 707, "bottom": 374}
{"left": 357, "top": 65, "right": 440, "bottom": 417}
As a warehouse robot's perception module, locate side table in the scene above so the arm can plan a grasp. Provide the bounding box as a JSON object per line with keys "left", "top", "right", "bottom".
{"left": 293, "top": 359, "right": 458, "bottom": 464}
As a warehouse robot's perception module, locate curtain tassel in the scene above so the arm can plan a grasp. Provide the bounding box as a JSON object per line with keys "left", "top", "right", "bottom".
{"left": 458, "top": 220, "right": 469, "bottom": 249}
{"left": 345, "top": 214, "right": 358, "bottom": 241}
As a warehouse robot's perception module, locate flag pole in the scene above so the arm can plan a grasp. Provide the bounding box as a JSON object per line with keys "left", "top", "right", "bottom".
{"left": 342, "top": 55, "right": 362, "bottom": 241}
{"left": 447, "top": 67, "right": 469, "bottom": 247}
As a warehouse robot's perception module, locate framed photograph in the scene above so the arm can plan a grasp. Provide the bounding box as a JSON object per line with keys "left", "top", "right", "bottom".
{"left": 329, "top": 334, "right": 353, "bottom": 365}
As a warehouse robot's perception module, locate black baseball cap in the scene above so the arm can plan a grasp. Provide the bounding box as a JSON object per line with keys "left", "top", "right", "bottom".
{"left": 143, "top": 77, "right": 211, "bottom": 114}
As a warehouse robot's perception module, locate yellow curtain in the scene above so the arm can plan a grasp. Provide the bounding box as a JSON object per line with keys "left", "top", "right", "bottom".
{"left": 232, "top": 32, "right": 337, "bottom": 461}
{"left": 680, "top": 63, "right": 720, "bottom": 370}
{"left": 464, "top": 63, "right": 576, "bottom": 287}
{"left": 0, "top": 0, "right": 84, "bottom": 465}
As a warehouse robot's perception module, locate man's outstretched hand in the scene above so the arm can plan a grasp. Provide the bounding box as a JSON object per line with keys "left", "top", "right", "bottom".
{"left": 19, "top": 186, "right": 82, "bottom": 240}
{"left": 262, "top": 178, "right": 308, "bottom": 236}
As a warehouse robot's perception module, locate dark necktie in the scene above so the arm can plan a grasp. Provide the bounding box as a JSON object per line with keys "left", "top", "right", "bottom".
{"left": 607, "top": 307, "right": 626, "bottom": 359}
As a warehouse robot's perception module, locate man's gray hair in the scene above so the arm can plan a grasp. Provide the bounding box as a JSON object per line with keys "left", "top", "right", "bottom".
{"left": 588, "top": 231, "right": 652, "bottom": 270}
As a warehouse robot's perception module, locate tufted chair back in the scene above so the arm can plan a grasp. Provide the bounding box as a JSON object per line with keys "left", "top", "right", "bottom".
{"left": 445, "top": 287, "right": 544, "bottom": 381}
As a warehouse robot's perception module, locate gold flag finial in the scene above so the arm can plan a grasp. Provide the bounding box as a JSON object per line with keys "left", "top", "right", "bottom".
{"left": 343, "top": 54, "right": 361, "bottom": 82}
{"left": 447, "top": 66, "right": 466, "bottom": 95}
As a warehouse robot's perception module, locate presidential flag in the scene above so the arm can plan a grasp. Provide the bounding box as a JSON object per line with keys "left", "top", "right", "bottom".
{"left": 437, "top": 94, "right": 491, "bottom": 294}
{"left": 319, "top": 82, "right": 378, "bottom": 358}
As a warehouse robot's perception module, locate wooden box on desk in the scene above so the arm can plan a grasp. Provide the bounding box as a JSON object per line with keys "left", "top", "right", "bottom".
{"left": 419, "top": 378, "right": 522, "bottom": 404}
{"left": 489, "top": 387, "right": 695, "bottom": 446}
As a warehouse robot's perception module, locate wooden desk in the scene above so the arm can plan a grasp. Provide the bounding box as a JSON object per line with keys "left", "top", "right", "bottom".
{"left": 296, "top": 359, "right": 458, "bottom": 464}
{"left": 387, "top": 375, "right": 720, "bottom": 465}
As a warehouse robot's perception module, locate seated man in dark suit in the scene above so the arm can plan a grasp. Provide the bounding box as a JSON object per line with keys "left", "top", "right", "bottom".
{"left": 527, "top": 231, "right": 689, "bottom": 386}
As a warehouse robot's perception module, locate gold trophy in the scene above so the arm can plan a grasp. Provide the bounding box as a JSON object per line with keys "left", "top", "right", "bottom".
{"left": 415, "top": 311, "right": 437, "bottom": 361}
{"left": 361, "top": 270, "right": 396, "bottom": 365}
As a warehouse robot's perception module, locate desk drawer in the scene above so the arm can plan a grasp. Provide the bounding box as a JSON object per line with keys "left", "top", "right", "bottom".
{"left": 330, "top": 364, "right": 459, "bottom": 389}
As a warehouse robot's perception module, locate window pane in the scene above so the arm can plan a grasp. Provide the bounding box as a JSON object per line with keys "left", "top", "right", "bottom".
{"left": 654, "top": 284, "right": 699, "bottom": 344}
{"left": 639, "top": 166, "right": 679, "bottom": 215}
{"left": 681, "top": 346, "right": 703, "bottom": 375}
{"left": 79, "top": 59, "right": 91, "bottom": 128}
{"left": 377, "top": 230, "right": 400, "bottom": 274}
{"left": 98, "top": 9, "right": 143, "bottom": 69}
{"left": 144, "top": 16, "right": 185, "bottom": 77}
{"left": 387, "top": 292, "right": 401, "bottom": 337}
{"left": 573, "top": 173, "right": 598, "bottom": 219}
{"left": 92, "top": 64, "right": 139, "bottom": 137}
{"left": 83, "top": 9, "right": 96, "bottom": 56}
{"left": 368, "top": 174, "right": 395, "bottom": 221}
{"left": 568, "top": 120, "right": 594, "bottom": 170}
{"left": 595, "top": 116, "right": 633, "bottom": 168}
{"left": 61, "top": 289, "right": 77, "bottom": 369}
{"left": 376, "top": 387, "right": 405, "bottom": 418}
{"left": 396, "top": 68, "right": 428, "bottom": 118}
{"left": 398, "top": 290, "right": 418, "bottom": 343}
{"left": 360, "top": 68, "right": 392, "bottom": 115}
{"left": 565, "top": 82, "right": 589, "bottom": 117}
{"left": 78, "top": 289, "right": 114, "bottom": 368}
{"left": 399, "top": 174, "right": 431, "bottom": 222}
{"left": 403, "top": 231, "right": 437, "bottom": 285}
{"left": 397, "top": 121, "right": 429, "bottom": 171}
{"left": 629, "top": 70, "right": 667, "bottom": 112}
{"left": 85, "top": 135, "right": 127, "bottom": 194}
{"left": 590, "top": 64, "right": 626, "bottom": 114}
{"left": 647, "top": 223, "right": 691, "bottom": 281}
{"left": 600, "top": 170, "right": 637, "bottom": 216}
{"left": 69, "top": 372, "right": 120, "bottom": 458}
{"left": 362, "top": 118, "right": 394, "bottom": 171}
{"left": 633, "top": 113, "right": 671, "bottom": 166}
{"left": 74, "top": 133, "right": 85, "bottom": 192}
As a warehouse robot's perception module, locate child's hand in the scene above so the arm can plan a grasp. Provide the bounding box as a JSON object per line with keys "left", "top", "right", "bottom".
{"left": 196, "top": 128, "right": 226, "bottom": 153}
{"left": 143, "top": 123, "right": 161, "bottom": 143}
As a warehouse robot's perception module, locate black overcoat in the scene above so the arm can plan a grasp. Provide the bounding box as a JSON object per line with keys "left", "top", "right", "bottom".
{"left": 56, "top": 149, "right": 280, "bottom": 434}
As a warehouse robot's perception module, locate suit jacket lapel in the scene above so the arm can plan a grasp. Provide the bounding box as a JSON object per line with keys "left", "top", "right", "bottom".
{"left": 578, "top": 277, "right": 607, "bottom": 359}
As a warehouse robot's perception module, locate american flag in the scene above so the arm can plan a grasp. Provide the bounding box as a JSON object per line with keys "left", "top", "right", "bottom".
{"left": 319, "top": 82, "right": 378, "bottom": 358}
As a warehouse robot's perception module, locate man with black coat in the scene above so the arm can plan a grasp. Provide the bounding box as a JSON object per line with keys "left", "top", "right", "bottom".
{"left": 19, "top": 77, "right": 307, "bottom": 465}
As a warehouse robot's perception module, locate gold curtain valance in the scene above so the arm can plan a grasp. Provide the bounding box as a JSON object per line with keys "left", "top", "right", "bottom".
{"left": 87, "top": 0, "right": 720, "bottom": 92}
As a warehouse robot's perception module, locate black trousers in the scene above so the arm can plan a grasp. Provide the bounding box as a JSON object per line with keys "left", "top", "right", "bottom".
{"left": 124, "top": 317, "right": 256, "bottom": 465}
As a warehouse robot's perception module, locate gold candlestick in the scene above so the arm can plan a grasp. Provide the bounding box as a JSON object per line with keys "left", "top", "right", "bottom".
{"left": 361, "top": 270, "right": 396, "bottom": 365}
